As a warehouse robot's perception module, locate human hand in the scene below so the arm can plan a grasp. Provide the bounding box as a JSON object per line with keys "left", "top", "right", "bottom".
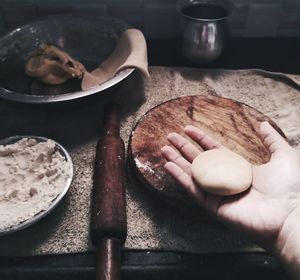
{"left": 161, "top": 122, "right": 300, "bottom": 265}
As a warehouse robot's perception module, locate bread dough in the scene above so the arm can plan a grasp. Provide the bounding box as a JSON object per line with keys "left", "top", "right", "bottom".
{"left": 191, "top": 149, "right": 252, "bottom": 196}
{"left": 25, "top": 44, "right": 86, "bottom": 85}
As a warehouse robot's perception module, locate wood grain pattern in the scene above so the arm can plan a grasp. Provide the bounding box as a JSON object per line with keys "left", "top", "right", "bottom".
{"left": 92, "top": 103, "right": 127, "bottom": 244}
{"left": 128, "top": 95, "right": 285, "bottom": 204}
{"left": 91, "top": 103, "right": 127, "bottom": 280}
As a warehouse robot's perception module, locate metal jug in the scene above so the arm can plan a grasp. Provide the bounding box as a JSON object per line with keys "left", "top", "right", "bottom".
{"left": 178, "top": 1, "right": 232, "bottom": 63}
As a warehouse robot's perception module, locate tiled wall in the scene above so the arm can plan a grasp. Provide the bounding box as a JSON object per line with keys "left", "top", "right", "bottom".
{"left": 0, "top": 0, "right": 299, "bottom": 38}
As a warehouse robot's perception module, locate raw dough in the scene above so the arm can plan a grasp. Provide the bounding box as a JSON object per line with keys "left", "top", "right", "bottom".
{"left": 25, "top": 44, "right": 86, "bottom": 85}
{"left": 191, "top": 149, "right": 252, "bottom": 196}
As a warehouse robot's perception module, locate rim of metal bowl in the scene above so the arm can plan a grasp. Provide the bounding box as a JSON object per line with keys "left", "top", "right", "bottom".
{"left": 177, "top": 1, "right": 233, "bottom": 22}
{"left": 0, "top": 135, "right": 73, "bottom": 236}
{"left": 0, "top": 14, "right": 135, "bottom": 104}
{"left": 0, "top": 68, "right": 135, "bottom": 104}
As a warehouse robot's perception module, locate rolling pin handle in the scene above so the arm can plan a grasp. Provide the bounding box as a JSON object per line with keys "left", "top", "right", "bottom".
{"left": 96, "top": 238, "right": 121, "bottom": 280}
{"left": 103, "top": 103, "right": 121, "bottom": 137}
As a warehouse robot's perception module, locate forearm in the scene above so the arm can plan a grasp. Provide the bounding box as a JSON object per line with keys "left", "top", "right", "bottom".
{"left": 275, "top": 207, "right": 300, "bottom": 279}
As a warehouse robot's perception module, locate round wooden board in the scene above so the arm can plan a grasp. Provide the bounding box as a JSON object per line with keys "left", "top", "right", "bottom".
{"left": 128, "top": 95, "right": 285, "bottom": 204}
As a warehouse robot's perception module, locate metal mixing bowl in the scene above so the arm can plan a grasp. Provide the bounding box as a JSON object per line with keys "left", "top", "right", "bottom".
{"left": 0, "top": 15, "right": 133, "bottom": 103}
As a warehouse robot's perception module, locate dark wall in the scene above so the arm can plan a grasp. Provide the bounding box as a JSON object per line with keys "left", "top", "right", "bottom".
{"left": 0, "top": 0, "right": 299, "bottom": 38}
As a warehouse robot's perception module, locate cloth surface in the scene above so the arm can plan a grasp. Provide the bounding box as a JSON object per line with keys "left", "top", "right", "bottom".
{"left": 82, "top": 29, "right": 149, "bottom": 90}
{"left": 0, "top": 66, "right": 299, "bottom": 257}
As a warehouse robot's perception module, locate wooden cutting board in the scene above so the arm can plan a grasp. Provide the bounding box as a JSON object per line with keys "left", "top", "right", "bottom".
{"left": 128, "top": 95, "right": 285, "bottom": 205}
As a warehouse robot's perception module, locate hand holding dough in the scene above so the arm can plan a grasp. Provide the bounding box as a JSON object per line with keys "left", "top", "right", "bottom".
{"left": 191, "top": 149, "right": 252, "bottom": 196}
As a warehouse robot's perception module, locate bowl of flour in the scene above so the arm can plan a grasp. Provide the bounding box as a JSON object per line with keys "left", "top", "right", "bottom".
{"left": 0, "top": 136, "right": 73, "bottom": 235}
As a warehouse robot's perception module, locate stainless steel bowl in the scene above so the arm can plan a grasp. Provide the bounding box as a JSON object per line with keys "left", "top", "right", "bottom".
{"left": 0, "top": 135, "right": 73, "bottom": 236}
{"left": 178, "top": 1, "right": 233, "bottom": 63}
{"left": 0, "top": 15, "right": 134, "bottom": 103}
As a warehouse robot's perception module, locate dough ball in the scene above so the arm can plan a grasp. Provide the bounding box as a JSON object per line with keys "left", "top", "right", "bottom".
{"left": 191, "top": 149, "right": 252, "bottom": 196}
{"left": 25, "top": 44, "right": 86, "bottom": 85}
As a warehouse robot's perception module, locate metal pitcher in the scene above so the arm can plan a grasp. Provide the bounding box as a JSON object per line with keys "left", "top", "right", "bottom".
{"left": 178, "top": 1, "right": 232, "bottom": 63}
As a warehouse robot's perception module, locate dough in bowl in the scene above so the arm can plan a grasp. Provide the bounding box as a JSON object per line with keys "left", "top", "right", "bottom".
{"left": 191, "top": 149, "right": 252, "bottom": 196}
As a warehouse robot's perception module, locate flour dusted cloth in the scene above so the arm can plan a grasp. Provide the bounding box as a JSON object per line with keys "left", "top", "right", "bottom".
{"left": 82, "top": 29, "right": 149, "bottom": 90}
{"left": 0, "top": 67, "right": 299, "bottom": 257}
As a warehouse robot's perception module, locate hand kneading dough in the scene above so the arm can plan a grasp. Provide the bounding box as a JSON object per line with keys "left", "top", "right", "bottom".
{"left": 191, "top": 149, "right": 252, "bottom": 196}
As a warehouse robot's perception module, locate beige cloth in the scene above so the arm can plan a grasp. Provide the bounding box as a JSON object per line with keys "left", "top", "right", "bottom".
{"left": 251, "top": 69, "right": 300, "bottom": 89}
{"left": 81, "top": 29, "right": 149, "bottom": 90}
{"left": 0, "top": 67, "right": 299, "bottom": 257}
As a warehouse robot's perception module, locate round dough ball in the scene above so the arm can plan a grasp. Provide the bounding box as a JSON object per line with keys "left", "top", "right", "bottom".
{"left": 191, "top": 149, "right": 252, "bottom": 196}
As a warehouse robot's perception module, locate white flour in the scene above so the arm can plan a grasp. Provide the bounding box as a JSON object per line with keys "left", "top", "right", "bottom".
{"left": 0, "top": 138, "right": 71, "bottom": 231}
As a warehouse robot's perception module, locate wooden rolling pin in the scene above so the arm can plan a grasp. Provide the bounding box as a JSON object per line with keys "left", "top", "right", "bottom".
{"left": 91, "top": 103, "right": 127, "bottom": 280}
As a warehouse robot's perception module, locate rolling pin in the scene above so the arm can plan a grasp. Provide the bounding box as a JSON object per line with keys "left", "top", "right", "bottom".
{"left": 91, "top": 103, "right": 127, "bottom": 280}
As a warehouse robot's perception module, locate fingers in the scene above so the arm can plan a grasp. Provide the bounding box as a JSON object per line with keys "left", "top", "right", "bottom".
{"left": 184, "top": 125, "right": 224, "bottom": 150}
{"left": 161, "top": 145, "right": 191, "bottom": 175}
{"left": 166, "top": 126, "right": 223, "bottom": 162}
{"left": 167, "top": 132, "right": 201, "bottom": 162}
{"left": 161, "top": 145, "right": 204, "bottom": 203}
{"left": 164, "top": 162, "right": 205, "bottom": 203}
{"left": 259, "top": 122, "right": 291, "bottom": 156}
{"left": 164, "top": 161, "right": 193, "bottom": 189}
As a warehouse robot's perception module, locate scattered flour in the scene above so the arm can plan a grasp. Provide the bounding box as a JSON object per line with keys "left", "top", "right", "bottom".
{"left": 0, "top": 138, "right": 71, "bottom": 231}
{"left": 134, "top": 158, "right": 155, "bottom": 175}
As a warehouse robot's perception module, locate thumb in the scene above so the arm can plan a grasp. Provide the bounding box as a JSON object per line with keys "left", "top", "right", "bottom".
{"left": 259, "top": 122, "right": 291, "bottom": 156}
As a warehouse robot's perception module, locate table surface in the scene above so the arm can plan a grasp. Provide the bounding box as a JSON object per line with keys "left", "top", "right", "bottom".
{"left": 1, "top": 37, "right": 298, "bottom": 280}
